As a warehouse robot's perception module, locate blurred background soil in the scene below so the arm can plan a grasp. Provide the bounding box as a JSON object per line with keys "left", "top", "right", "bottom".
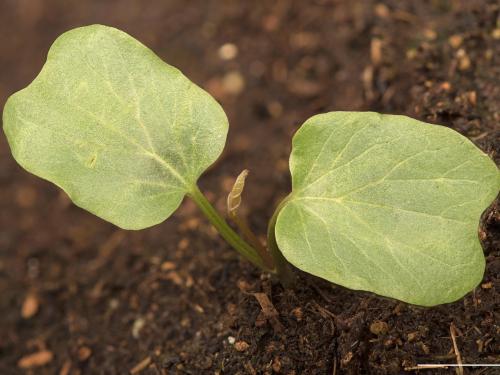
{"left": 0, "top": 0, "right": 498, "bottom": 374}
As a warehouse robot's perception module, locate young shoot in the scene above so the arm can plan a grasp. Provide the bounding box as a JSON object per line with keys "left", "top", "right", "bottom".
{"left": 3, "top": 25, "right": 499, "bottom": 306}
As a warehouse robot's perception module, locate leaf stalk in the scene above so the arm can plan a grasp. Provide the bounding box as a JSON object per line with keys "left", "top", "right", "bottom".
{"left": 189, "top": 185, "right": 272, "bottom": 272}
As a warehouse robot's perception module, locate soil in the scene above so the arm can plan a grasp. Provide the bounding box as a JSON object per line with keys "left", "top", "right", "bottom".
{"left": 0, "top": 1, "right": 498, "bottom": 374}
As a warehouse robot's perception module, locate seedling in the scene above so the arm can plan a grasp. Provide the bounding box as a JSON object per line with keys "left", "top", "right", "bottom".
{"left": 3, "top": 25, "right": 499, "bottom": 306}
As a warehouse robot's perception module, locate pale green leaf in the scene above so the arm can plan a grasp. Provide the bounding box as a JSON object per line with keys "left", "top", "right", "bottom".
{"left": 275, "top": 112, "right": 499, "bottom": 306}
{"left": 3, "top": 25, "right": 228, "bottom": 230}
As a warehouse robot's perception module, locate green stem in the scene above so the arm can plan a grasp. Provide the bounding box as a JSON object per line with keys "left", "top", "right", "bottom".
{"left": 229, "top": 213, "right": 275, "bottom": 270}
{"left": 189, "top": 185, "right": 272, "bottom": 272}
{"left": 267, "top": 195, "right": 296, "bottom": 287}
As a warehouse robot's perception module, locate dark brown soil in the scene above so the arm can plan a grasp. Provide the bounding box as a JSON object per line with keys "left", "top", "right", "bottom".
{"left": 0, "top": 1, "right": 498, "bottom": 374}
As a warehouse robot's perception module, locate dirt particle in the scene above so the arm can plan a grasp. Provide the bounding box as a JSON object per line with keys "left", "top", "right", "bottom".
{"left": 370, "top": 320, "right": 389, "bottom": 335}
{"left": 77, "top": 346, "right": 92, "bottom": 362}
{"left": 237, "top": 279, "right": 251, "bottom": 292}
{"left": 21, "top": 292, "right": 39, "bottom": 319}
{"left": 424, "top": 29, "right": 437, "bottom": 40}
{"left": 222, "top": 71, "right": 245, "bottom": 95}
{"left": 456, "top": 48, "right": 471, "bottom": 70}
{"left": 419, "top": 342, "right": 430, "bottom": 355}
{"left": 262, "top": 15, "right": 280, "bottom": 32}
{"left": 18, "top": 350, "right": 54, "bottom": 369}
{"left": 227, "top": 303, "right": 237, "bottom": 315}
{"left": 266, "top": 101, "right": 283, "bottom": 118}
{"left": 289, "top": 32, "right": 320, "bottom": 50}
{"left": 244, "top": 361, "right": 257, "bottom": 375}
{"left": 407, "top": 331, "right": 418, "bottom": 342}
{"left": 374, "top": 3, "right": 390, "bottom": 19}
{"left": 218, "top": 43, "right": 238, "bottom": 60}
{"left": 448, "top": 34, "right": 463, "bottom": 48}
{"left": 384, "top": 338, "right": 394, "bottom": 347}
{"left": 439, "top": 82, "right": 451, "bottom": 91}
{"left": 165, "top": 271, "right": 183, "bottom": 286}
{"left": 234, "top": 341, "right": 250, "bottom": 352}
{"left": 160, "top": 261, "right": 176, "bottom": 271}
{"left": 272, "top": 356, "right": 282, "bottom": 372}
{"left": 341, "top": 351, "right": 353, "bottom": 366}
{"left": 178, "top": 238, "right": 189, "bottom": 250}
{"left": 492, "top": 28, "right": 500, "bottom": 39}
{"left": 193, "top": 304, "right": 204, "bottom": 314}
{"left": 406, "top": 48, "right": 417, "bottom": 60}
{"left": 466, "top": 91, "right": 477, "bottom": 106}
{"left": 287, "top": 78, "right": 322, "bottom": 97}
{"left": 15, "top": 186, "right": 37, "bottom": 208}
{"left": 291, "top": 307, "right": 303, "bottom": 321}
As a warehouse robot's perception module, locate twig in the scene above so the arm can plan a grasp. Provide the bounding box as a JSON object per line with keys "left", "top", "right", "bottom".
{"left": 404, "top": 364, "right": 450, "bottom": 371}
{"left": 129, "top": 356, "right": 151, "bottom": 374}
{"left": 252, "top": 292, "right": 284, "bottom": 332}
{"left": 450, "top": 323, "right": 464, "bottom": 375}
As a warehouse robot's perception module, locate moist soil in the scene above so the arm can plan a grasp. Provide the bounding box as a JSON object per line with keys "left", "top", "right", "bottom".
{"left": 0, "top": 1, "right": 499, "bottom": 374}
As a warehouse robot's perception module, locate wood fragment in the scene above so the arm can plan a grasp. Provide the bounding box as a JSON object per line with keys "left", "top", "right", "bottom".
{"left": 59, "top": 360, "right": 71, "bottom": 375}
{"left": 130, "top": 356, "right": 151, "bottom": 375}
{"left": 404, "top": 364, "right": 450, "bottom": 371}
{"left": 18, "top": 350, "right": 54, "bottom": 369}
{"left": 370, "top": 38, "right": 383, "bottom": 65}
{"left": 252, "top": 292, "right": 284, "bottom": 332}
{"left": 450, "top": 323, "right": 463, "bottom": 375}
{"left": 89, "top": 230, "right": 126, "bottom": 270}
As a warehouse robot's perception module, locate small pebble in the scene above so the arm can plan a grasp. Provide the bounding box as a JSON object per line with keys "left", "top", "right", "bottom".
{"left": 439, "top": 82, "right": 451, "bottom": 91}
{"left": 160, "top": 261, "right": 176, "bottom": 271}
{"left": 234, "top": 341, "right": 250, "bottom": 352}
{"left": 132, "top": 317, "right": 146, "bottom": 339}
{"left": 227, "top": 336, "right": 236, "bottom": 345}
{"left": 370, "top": 320, "right": 389, "bottom": 335}
{"left": 218, "top": 43, "right": 238, "bottom": 60}
{"left": 21, "top": 293, "right": 39, "bottom": 319}
{"left": 448, "top": 34, "right": 463, "bottom": 48}
{"left": 423, "top": 29, "right": 437, "bottom": 40}
{"left": 374, "top": 3, "right": 390, "bottom": 18}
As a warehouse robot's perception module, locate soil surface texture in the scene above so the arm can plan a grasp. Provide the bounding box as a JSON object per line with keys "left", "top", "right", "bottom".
{"left": 0, "top": 1, "right": 498, "bottom": 374}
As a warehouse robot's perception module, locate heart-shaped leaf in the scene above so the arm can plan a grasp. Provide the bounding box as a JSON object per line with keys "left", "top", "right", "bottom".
{"left": 3, "top": 25, "right": 228, "bottom": 230}
{"left": 275, "top": 112, "right": 499, "bottom": 306}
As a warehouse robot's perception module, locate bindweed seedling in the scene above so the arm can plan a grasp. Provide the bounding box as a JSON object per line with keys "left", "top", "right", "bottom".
{"left": 3, "top": 25, "right": 499, "bottom": 306}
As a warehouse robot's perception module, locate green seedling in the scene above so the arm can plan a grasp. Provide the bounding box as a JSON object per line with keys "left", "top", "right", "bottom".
{"left": 3, "top": 25, "right": 499, "bottom": 306}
